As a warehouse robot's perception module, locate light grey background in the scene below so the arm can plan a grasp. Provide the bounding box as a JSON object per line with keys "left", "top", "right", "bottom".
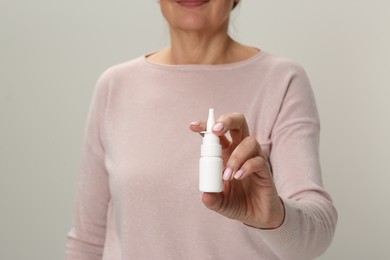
{"left": 1, "top": 0, "right": 389, "bottom": 259}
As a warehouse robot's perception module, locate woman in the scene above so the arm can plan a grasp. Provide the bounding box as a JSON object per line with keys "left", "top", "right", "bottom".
{"left": 66, "top": 0, "right": 337, "bottom": 259}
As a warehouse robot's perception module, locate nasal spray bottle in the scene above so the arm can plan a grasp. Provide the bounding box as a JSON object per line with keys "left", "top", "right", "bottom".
{"left": 199, "top": 109, "right": 223, "bottom": 192}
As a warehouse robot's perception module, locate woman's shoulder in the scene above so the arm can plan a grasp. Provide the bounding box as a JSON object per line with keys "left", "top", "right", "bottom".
{"left": 98, "top": 55, "right": 147, "bottom": 81}
{"left": 260, "top": 51, "right": 307, "bottom": 75}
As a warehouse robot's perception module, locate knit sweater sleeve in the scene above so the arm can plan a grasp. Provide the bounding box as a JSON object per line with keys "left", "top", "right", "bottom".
{"left": 65, "top": 70, "right": 112, "bottom": 259}
{"left": 256, "top": 62, "right": 337, "bottom": 259}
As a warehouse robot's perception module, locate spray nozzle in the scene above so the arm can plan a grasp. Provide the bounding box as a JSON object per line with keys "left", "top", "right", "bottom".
{"left": 199, "top": 108, "right": 216, "bottom": 137}
{"left": 206, "top": 108, "right": 215, "bottom": 133}
{"left": 201, "top": 108, "right": 221, "bottom": 156}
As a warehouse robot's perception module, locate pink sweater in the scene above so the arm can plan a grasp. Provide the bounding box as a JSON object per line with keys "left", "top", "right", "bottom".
{"left": 66, "top": 51, "right": 337, "bottom": 259}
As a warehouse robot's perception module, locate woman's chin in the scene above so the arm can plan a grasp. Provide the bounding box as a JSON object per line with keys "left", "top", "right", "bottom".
{"left": 175, "top": 16, "right": 208, "bottom": 32}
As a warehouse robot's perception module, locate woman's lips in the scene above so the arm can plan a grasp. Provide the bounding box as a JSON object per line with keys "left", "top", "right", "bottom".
{"left": 176, "top": 0, "right": 209, "bottom": 8}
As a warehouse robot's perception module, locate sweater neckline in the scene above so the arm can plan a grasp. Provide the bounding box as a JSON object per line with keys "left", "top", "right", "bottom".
{"left": 142, "top": 49, "right": 266, "bottom": 71}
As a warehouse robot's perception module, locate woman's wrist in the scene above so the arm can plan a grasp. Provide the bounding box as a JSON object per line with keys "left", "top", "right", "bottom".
{"left": 243, "top": 197, "right": 286, "bottom": 230}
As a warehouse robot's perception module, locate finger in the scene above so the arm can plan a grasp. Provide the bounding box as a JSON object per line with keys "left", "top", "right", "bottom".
{"left": 222, "top": 136, "right": 260, "bottom": 180}
{"left": 212, "top": 113, "right": 249, "bottom": 145}
{"left": 232, "top": 156, "right": 271, "bottom": 183}
{"left": 190, "top": 121, "right": 231, "bottom": 148}
{"left": 219, "top": 135, "right": 231, "bottom": 149}
{"left": 189, "top": 121, "right": 206, "bottom": 133}
{"left": 201, "top": 192, "right": 223, "bottom": 212}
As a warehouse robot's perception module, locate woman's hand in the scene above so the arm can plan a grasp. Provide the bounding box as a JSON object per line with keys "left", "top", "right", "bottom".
{"left": 190, "top": 113, "right": 285, "bottom": 229}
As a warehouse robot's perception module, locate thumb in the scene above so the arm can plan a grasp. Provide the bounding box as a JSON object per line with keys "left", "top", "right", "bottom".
{"left": 202, "top": 192, "right": 223, "bottom": 211}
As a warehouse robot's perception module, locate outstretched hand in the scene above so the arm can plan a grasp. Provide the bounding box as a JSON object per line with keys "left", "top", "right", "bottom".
{"left": 190, "top": 113, "right": 285, "bottom": 229}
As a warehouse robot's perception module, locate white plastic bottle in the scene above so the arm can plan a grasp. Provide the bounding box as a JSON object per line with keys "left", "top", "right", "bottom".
{"left": 199, "top": 109, "right": 223, "bottom": 192}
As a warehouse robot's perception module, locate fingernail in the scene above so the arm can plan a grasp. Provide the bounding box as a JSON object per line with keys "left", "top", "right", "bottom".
{"left": 234, "top": 169, "right": 244, "bottom": 179}
{"left": 223, "top": 167, "right": 233, "bottom": 180}
{"left": 190, "top": 121, "right": 201, "bottom": 126}
{"left": 213, "top": 122, "right": 224, "bottom": 132}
